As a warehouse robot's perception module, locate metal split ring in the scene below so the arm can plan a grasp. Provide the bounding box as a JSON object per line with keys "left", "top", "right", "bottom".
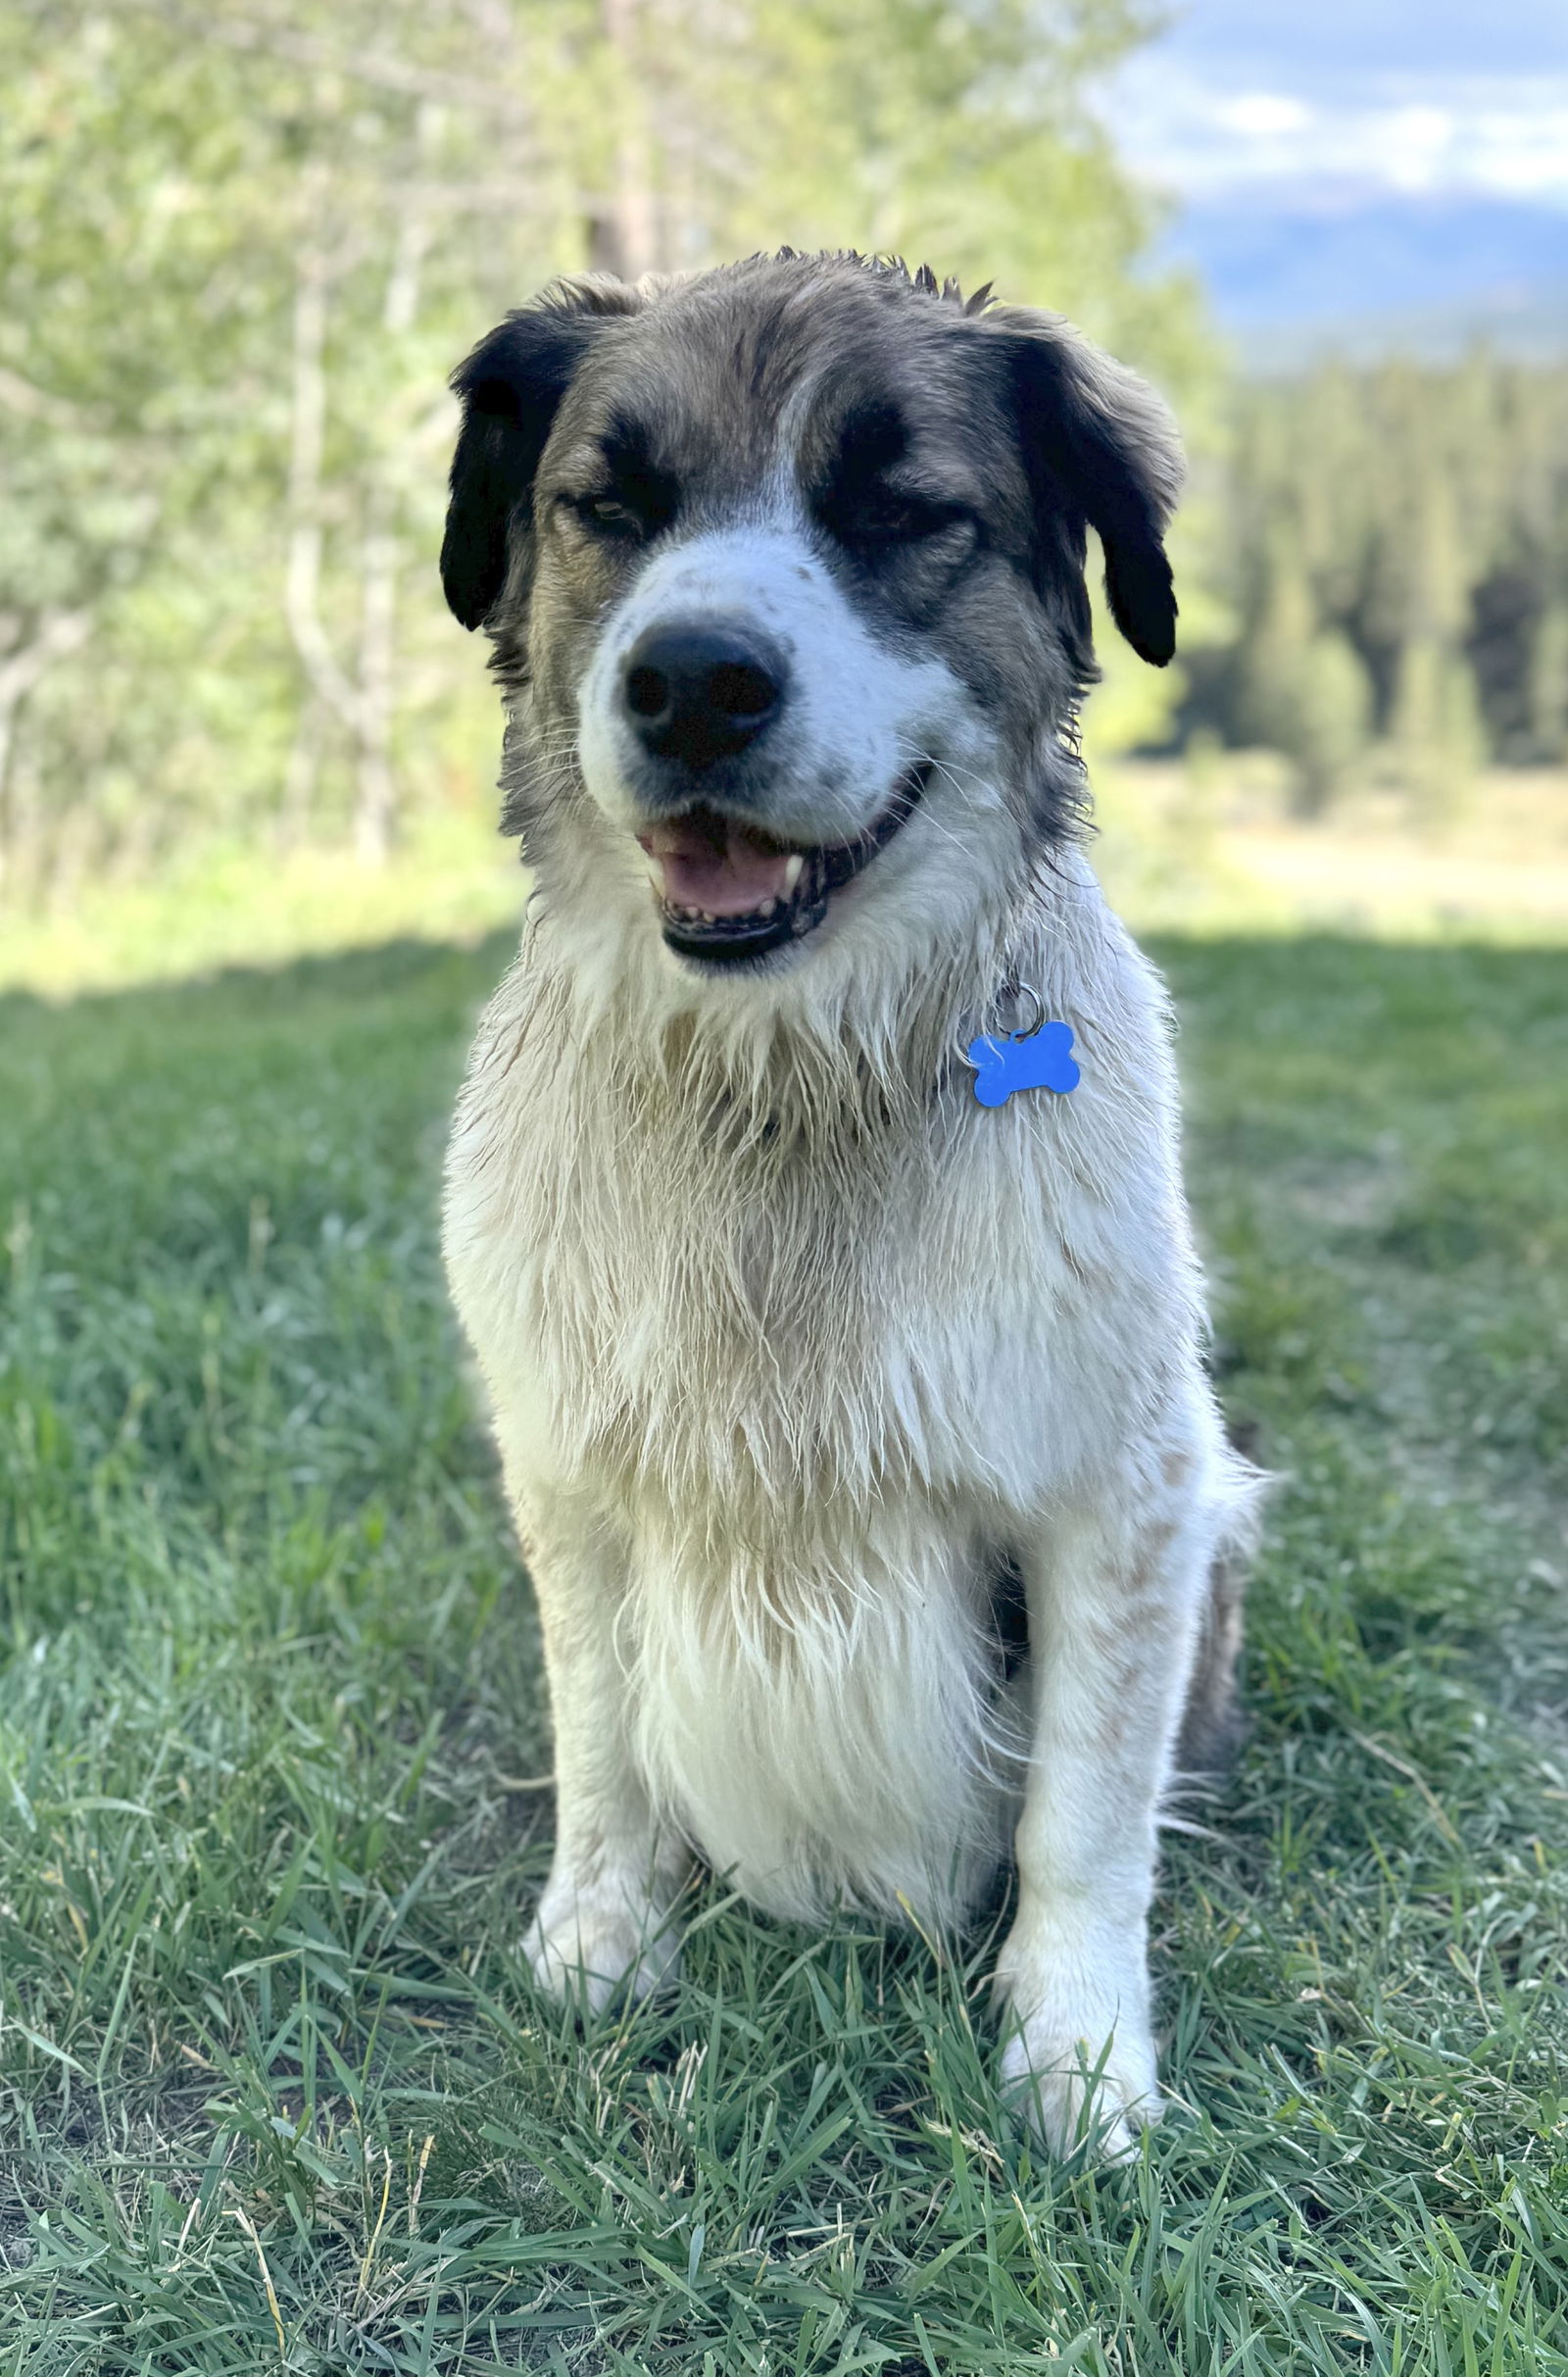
{"left": 990, "top": 979, "right": 1044, "bottom": 1041}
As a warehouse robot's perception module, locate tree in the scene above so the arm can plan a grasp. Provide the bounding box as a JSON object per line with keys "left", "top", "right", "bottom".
{"left": 1233, "top": 530, "right": 1374, "bottom": 815}
{"left": 1185, "top": 350, "right": 1568, "bottom": 815}
{"left": 0, "top": 0, "right": 1196, "bottom": 898}
{"left": 1531, "top": 600, "right": 1568, "bottom": 762}
{"left": 1391, "top": 638, "right": 1488, "bottom": 822}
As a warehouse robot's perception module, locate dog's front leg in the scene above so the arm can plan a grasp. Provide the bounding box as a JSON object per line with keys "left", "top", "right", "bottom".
{"left": 515, "top": 1500, "right": 691, "bottom": 2011}
{"left": 995, "top": 1472, "right": 1210, "bottom": 2158}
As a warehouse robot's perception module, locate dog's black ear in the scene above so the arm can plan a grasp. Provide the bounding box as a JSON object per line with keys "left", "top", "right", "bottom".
{"left": 993, "top": 315, "right": 1184, "bottom": 669}
{"left": 441, "top": 280, "right": 639, "bottom": 631}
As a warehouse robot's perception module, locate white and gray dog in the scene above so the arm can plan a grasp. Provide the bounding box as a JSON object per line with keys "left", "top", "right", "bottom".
{"left": 439, "top": 251, "right": 1259, "bottom": 2157}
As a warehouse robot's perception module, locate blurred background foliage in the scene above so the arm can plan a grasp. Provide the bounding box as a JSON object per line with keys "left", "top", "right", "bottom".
{"left": 1192, "top": 358, "right": 1568, "bottom": 815}
{"left": 0, "top": 0, "right": 1183, "bottom": 904}
{"left": 1, "top": 0, "right": 1566, "bottom": 920}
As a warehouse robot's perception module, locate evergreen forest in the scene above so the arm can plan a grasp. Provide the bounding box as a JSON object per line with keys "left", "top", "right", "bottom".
{"left": 1189, "top": 356, "right": 1568, "bottom": 815}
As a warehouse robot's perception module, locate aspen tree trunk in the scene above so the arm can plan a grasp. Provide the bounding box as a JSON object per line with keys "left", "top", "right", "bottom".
{"left": 589, "top": 0, "right": 659, "bottom": 280}
{"left": 283, "top": 173, "right": 366, "bottom": 805}
{"left": 0, "top": 610, "right": 93, "bottom": 894}
{"left": 351, "top": 109, "right": 436, "bottom": 867}
{"left": 284, "top": 136, "right": 434, "bottom": 868}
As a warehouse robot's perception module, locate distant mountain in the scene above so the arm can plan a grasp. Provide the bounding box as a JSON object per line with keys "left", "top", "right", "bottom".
{"left": 1153, "top": 191, "right": 1568, "bottom": 367}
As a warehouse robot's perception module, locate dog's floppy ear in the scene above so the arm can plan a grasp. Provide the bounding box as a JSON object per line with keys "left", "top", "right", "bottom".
{"left": 992, "top": 313, "right": 1184, "bottom": 669}
{"left": 441, "top": 278, "right": 641, "bottom": 631}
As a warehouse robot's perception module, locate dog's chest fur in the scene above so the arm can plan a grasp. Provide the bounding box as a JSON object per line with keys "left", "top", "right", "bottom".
{"left": 444, "top": 862, "right": 1208, "bottom": 1918}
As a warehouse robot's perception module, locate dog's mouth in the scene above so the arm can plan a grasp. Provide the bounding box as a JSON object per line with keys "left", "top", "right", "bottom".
{"left": 635, "top": 765, "right": 930, "bottom": 965}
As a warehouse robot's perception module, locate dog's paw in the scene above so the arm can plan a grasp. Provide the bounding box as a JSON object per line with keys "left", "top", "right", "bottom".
{"left": 524, "top": 1877, "right": 682, "bottom": 2014}
{"left": 994, "top": 1915, "right": 1161, "bottom": 2161}
{"left": 999, "top": 2013, "right": 1161, "bottom": 2163}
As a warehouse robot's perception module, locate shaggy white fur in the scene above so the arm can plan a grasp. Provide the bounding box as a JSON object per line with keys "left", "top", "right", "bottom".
{"left": 445, "top": 811, "right": 1256, "bottom": 2153}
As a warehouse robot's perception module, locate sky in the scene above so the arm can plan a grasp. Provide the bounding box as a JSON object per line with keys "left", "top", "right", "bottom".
{"left": 1107, "top": 0, "right": 1568, "bottom": 346}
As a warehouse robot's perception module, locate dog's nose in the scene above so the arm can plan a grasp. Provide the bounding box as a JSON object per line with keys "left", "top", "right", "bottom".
{"left": 622, "top": 622, "right": 784, "bottom": 768}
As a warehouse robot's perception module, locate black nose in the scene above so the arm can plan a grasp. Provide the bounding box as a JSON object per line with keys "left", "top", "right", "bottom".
{"left": 622, "top": 622, "right": 784, "bottom": 768}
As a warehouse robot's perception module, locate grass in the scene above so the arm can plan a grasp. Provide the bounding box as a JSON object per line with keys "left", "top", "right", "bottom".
{"left": 1, "top": 925, "right": 1565, "bottom": 2372}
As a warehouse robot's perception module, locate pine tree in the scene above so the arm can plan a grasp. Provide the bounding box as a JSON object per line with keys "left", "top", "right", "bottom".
{"left": 1391, "top": 637, "right": 1488, "bottom": 822}
{"left": 1529, "top": 600, "right": 1568, "bottom": 763}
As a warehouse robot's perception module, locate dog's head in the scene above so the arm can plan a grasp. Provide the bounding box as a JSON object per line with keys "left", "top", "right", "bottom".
{"left": 442, "top": 253, "right": 1181, "bottom": 987}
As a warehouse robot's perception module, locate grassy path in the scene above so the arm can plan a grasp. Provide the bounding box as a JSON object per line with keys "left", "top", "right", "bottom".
{"left": 1, "top": 933, "right": 1565, "bottom": 2373}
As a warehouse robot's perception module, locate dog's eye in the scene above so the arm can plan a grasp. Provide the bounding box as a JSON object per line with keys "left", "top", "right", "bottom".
{"left": 574, "top": 493, "right": 641, "bottom": 534}
{"left": 564, "top": 470, "right": 678, "bottom": 541}
{"left": 851, "top": 497, "right": 972, "bottom": 548}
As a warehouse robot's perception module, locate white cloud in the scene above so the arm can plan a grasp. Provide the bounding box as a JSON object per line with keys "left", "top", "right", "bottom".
{"left": 1472, "top": 106, "right": 1568, "bottom": 195}
{"left": 1108, "top": 50, "right": 1568, "bottom": 205}
{"left": 1214, "top": 92, "right": 1315, "bottom": 139}
{"left": 1376, "top": 105, "right": 1456, "bottom": 195}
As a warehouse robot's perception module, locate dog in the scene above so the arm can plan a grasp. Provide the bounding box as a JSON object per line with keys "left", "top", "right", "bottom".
{"left": 438, "top": 251, "right": 1258, "bottom": 2158}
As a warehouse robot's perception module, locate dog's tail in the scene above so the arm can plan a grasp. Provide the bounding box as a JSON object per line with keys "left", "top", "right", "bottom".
{"left": 1176, "top": 1427, "right": 1271, "bottom": 1777}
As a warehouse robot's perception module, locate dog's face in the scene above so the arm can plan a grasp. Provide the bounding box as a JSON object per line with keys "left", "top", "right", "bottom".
{"left": 442, "top": 255, "right": 1181, "bottom": 983}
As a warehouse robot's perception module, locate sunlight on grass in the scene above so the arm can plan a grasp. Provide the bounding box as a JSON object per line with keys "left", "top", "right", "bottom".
{"left": 6, "top": 761, "right": 1568, "bottom": 1004}
{"left": 0, "top": 813, "right": 527, "bottom": 1001}
{"left": 1093, "top": 759, "right": 1568, "bottom": 944}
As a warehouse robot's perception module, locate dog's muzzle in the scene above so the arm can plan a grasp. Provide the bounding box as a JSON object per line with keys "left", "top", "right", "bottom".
{"left": 636, "top": 766, "right": 931, "bottom": 966}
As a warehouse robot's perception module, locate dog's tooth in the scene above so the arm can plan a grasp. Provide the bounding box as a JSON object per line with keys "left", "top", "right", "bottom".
{"left": 783, "top": 854, "right": 805, "bottom": 895}
{"left": 756, "top": 898, "right": 776, "bottom": 918}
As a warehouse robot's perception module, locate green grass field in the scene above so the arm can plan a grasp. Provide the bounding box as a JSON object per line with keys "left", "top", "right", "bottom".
{"left": 2, "top": 929, "right": 1566, "bottom": 2373}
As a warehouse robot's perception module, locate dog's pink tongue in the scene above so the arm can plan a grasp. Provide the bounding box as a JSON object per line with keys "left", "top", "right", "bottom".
{"left": 639, "top": 812, "right": 793, "bottom": 915}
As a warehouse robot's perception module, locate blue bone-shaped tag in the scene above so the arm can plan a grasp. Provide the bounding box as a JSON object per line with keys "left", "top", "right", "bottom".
{"left": 965, "top": 1019, "right": 1080, "bottom": 1107}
